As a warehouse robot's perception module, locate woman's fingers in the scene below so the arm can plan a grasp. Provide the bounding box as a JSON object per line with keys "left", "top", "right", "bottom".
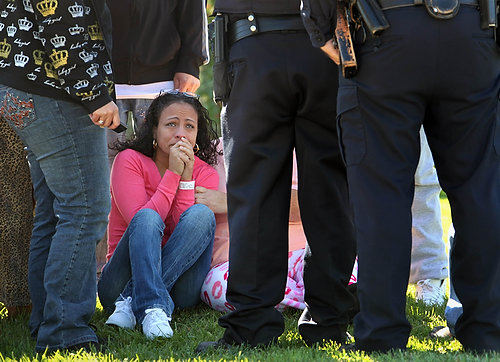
{"left": 179, "top": 145, "right": 194, "bottom": 159}
{"left": 178, "top": 152, "right": 190, "bottom": 164}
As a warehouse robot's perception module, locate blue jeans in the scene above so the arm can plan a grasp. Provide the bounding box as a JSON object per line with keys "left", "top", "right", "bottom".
{"left": 98, "top": 205, "right": 215, "bottom": 323}
{"left": 0, "top": 85, "right": 110, "bottom": 351}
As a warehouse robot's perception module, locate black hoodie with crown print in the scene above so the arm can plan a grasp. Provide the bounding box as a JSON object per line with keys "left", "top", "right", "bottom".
{"left": 0, "top": 0, "right": 114, "bottom": 113}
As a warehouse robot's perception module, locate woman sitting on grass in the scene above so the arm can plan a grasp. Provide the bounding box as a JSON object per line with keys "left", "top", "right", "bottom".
{"left": 97, "top": 91, "right": 219, "bottom": 339}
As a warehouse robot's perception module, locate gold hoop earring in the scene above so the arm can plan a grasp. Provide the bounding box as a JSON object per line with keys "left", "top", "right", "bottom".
{"left": 153, "top": 139, "right": 158, "bottom": 149}
{"left": 194, "top": 143, "right": 200, "bottom": 154}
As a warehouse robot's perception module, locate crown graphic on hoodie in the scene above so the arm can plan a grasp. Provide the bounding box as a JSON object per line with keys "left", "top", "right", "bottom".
{"left": 103, "top": 60, "right": 112, "bottom": 75}
{"left": 86, "top": 62, "right": 98, "bottom": 78}
{"left": 23, "top": 0, "right": 34, "bottom": 13}
{"left": 50, "top": 34, "right": 66, "bottom": 48}
{"left": 18, "top": 17, "right": 34, "bottom": 31}
{"left": 49, "top": 48, "right": 68, "bottom": 68}
{"left": 33, "top": 49, "right": 45, "bottom": 65}
{"left": 68, "top": 2, "right": 84, "bottom": 17}
{"left": 78, "top": 49, "right": 94, "bottom": 63}
{"left": 0, "top": 38, "right": 12, "bottom": 59}
{"left": 44, "top": 61, "right": 58, "bottom": 78}
{"left": 36, "top": 0, "right": 58, "bottom": 17}
{"left": 88, "top": 23, "right": 103, "bottom": 41}
{"left": 7, "top": 24, "right": 17, "bottom": 37}
{"left": 69, "top": 24, "right": 84, "bottom": 35}
{"left": 14, "top": 51, "right": 29, "bottom": 67}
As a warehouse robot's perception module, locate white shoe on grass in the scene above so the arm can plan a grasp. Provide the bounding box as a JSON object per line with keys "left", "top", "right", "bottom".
{"left": 142, "top": 308, "right": 173, "bottom": 339}
{"left": 416, "top": 278, "right": 446, "bottom": 306}
{"left": 105, "top": 296, "right": 136, "bottom": 329}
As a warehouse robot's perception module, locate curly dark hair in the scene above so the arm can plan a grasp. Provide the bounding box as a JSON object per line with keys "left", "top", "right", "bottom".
{"left": 113, "top": 92, "right": 220, "bottom": 166}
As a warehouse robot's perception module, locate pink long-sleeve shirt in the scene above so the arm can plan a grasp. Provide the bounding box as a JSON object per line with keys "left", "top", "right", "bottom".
{"left": 106, "top": 149, "right": 219, "bottom": 260}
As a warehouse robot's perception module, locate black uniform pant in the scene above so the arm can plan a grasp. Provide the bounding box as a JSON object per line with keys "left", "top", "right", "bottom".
{"left": 338, "top": 6, "right": 500, "bottom": 352}
{"left": 218, "top": 31, "right": 357, "bottom": 346}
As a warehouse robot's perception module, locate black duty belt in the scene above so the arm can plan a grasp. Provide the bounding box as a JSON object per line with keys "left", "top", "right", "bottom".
{"left": 228, "top": 15, "right": 305, "bottom": 45}
{"left": 379, "top": 0, "right": 477, "bottom": 10}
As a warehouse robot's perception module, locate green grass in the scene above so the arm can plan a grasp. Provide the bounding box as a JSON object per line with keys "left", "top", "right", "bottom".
{"left": 1, "top": 198, "right": 498, "bottom": 361}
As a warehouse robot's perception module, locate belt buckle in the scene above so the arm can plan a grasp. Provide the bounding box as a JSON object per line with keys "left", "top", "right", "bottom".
{"left": 424, "top": 0, "right": 460, "bottom": 19}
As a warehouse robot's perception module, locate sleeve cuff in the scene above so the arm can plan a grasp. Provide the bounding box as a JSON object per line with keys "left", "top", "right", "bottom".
{"left": 81, "top": 92, "right": 114, "bottom": 114}
{"left": 300, "top": 2, "right": 336, "bottom": 48}
{"left": 175, "top": 55, "right": 201, "bottom": 79}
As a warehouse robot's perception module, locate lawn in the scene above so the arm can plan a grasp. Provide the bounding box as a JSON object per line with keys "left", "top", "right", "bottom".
{"left": 1, "top": 197, "right": 498, "bottom": 361}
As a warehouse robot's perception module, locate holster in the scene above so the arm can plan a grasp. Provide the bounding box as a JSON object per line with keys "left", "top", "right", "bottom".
{"left": 354, "top": 0, "right": 390, "bottom": 35}
{"left": 211, "top": 14, "right": 231, "bottom": 105}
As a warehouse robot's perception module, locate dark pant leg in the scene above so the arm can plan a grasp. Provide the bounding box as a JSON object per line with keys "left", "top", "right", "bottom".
{"left": 291, "top": 34, "right": 357, "bottom": 345}
{"left": 218, "top": 33, "right": 296, "bottom": 346}
{"left": 424, "top": 10, "right": 500, "bottom": 352}
{"left": 337, "top": 8, "right": 436, "bottom": 351}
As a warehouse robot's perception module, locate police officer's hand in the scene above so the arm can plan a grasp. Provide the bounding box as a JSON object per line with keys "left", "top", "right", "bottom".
{"left": 90, "top": 101, "right": 121, "bottom": 129}
{"left": 195, "top": 187, "right": 227, "bottom": 214}
{"left": 173, "top": 72, "right": 201, "bottom": 93}
{"left": 321, "top": 38, "right": 340, "bottom": 65}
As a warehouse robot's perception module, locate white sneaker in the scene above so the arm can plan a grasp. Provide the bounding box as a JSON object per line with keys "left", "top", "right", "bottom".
{"left": 142, "top": 308, "right": 173, "bottom": 339}
{"left": 105, "top": 296, "right": 136, "bottom": 329}
{"left": 415, "top": 279, "right": 446, "bottom": 306}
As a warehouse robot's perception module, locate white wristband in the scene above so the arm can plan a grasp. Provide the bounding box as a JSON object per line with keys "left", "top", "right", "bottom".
{"left": 178, "top": 181, "right": 195, "bottom": 190}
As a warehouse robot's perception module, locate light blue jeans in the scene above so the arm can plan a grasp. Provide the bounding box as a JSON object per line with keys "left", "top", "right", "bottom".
{"left": 0, "top": 84, "right": 110, "bottom": 351}
{"left": 98, "top": 205, "right": 215, "bottom": 323}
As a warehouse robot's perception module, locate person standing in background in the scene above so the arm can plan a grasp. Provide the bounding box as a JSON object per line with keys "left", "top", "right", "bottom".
{"left": 0, "top": 0, "right": 120, "bottom": 353}
{"left": 105, "top": 0, "right": 209, "bottom": 162}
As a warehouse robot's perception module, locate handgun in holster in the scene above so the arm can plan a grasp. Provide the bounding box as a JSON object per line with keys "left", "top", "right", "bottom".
{"left": 335, "top": 0, "right": 390, "bottom": 78}
{"left": 211, "top": 13, "right": 231, "bottom": 105}
{"left": 336, "top": 0, "right": 358, "bottom": 78}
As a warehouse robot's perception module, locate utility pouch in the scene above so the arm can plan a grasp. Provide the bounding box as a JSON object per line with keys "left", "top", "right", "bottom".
{"left": 213, "top": 61, "right": 231, "bottom": 105}
{"left": 212, "top": 14, "right": 231, "bottom": 105}
{"left": 424, "top": 0, "right": 460, "bottom": 19}
{"left": 354, "top": 0, "right": 390, "bottom": 35}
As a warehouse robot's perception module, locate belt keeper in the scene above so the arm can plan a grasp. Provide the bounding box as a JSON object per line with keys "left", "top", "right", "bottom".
{"left": 247, "top": 12, "right": 258, "bottom": 33}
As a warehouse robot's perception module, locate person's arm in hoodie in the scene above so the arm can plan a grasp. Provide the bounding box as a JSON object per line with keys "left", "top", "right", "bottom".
{"left": 173, "top": 0, "right": 209, "bottom": 93}
{"left": 32, "top": 0, "right": 119, "bottom": 126}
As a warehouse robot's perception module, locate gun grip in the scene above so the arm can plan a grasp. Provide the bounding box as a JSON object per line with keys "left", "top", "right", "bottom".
{"left": 336, "top": 2, "right": 358, "bottom": 78}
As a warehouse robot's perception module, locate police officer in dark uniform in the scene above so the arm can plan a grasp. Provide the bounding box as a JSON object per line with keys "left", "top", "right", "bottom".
{"left": 302, "top": 0, "right": 500, "bottom": 353}
{"left": 196, "top": 0, "right": 357, "bottom": 350}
